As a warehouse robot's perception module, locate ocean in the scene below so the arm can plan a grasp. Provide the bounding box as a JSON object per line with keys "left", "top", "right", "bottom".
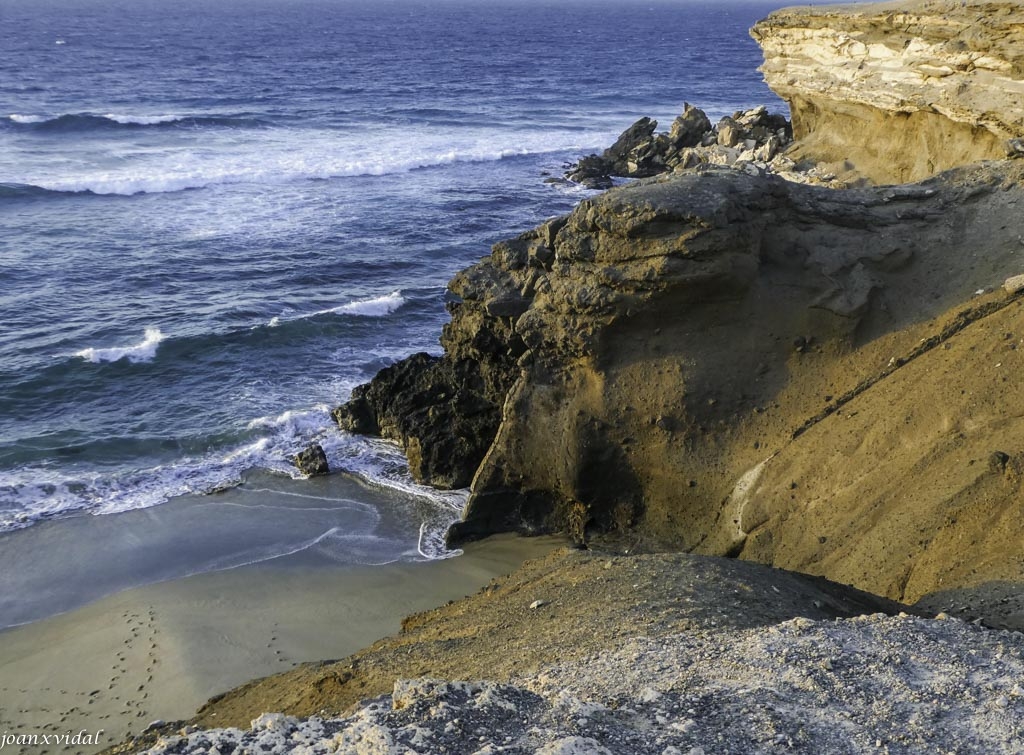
{"left": 0, "top": 0, "right": 786, "bottom": 625}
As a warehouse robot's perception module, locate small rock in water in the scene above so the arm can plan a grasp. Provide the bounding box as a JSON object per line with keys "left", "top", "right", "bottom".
{"left": 291, "top": 442, "right": 329, "bottom": 476}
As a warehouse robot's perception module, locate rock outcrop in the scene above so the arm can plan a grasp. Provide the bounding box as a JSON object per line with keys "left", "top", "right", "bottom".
{"left": 566, "top": 104, "right": 794, "bottom": 189}
{"left": 332, "top": 350, "right": 517, "bottom": 490}
{"left": 752, "top": 0, "right": 1024, "bottom": 184}
{"left": 337, "top": 159, "right": 1024, "bottom": 605}
{"left": 291, "top": 442, "right": 329, "bottom": 477}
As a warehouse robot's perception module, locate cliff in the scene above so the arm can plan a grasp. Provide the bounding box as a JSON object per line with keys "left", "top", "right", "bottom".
{"left": 752, "top": 0, "right": 1024, "bottom": 184}
{"left": 338, "top": 160, "right": 1024, "bottom": 609}
{"left": 334, "top": 0, "right": 1024, "bottom": 611}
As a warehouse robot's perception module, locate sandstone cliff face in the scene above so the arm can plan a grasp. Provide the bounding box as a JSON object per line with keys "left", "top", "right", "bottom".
{"left": 338, "top": 160, "right": 1024, "bottom": 608}
{"left": 752, "top": 0, "right": 1024, "bottom": 184}
{"left": 335, "top": 0, "right": 1024, "bottom": 609}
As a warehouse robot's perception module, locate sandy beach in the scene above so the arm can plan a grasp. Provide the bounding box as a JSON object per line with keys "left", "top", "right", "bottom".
{"left": 0, "top": 525, "right": 559, "bottom": 755}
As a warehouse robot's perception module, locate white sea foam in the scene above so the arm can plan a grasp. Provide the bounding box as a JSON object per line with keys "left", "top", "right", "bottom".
{"left": 222, "top": 488, "right": 380, "bottom": 514}
{"left": 12, "top": 125, "right": 609, "bottom": 196}
{"left": 186, "top": 526, "right": 345, "bottom": 574}
{"left": 220, "top": 437, "right": 272, "bottom": 464}
{"left": 419, "top": 520, "right": 463, "bottom": 560}
{"left": 318, "top": 291, "right": 405, "bottom": 318}
{"left": 322, "top": 433, "right": 468, "bottom": 512}
{"left": 266, "top": 292, "right": 406, "bottom": 328}
{"left": 8, "top": 114, "right": 46, "bottom": 124}
{"left": 246, "top": 405, "right": 332, "bottom": 434}
{"left": 73, "top": 327, "right": 165, "bottom": 363}
{"left": 0, "top": 400, "right": 462, "bottom": 561}
{"left": 102, "top": 112, "right": 182, "bottom": 125}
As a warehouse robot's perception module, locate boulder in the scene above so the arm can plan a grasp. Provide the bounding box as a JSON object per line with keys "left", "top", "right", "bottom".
{"left": 601, "top": 116, "right": 658, "bottom": 167}
{"left": 292, "top": 443, "right": 329, "bottom": 477}
{"left": 667, "top": 103, "right": 712, "bottom": 149}
{"left": 716, "top": 117, "right": 741, "bottom": 147}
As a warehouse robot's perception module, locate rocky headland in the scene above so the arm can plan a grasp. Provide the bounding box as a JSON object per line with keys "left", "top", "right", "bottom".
{"left": 336, "top": 140, "right": 1024, "bottom": 617}
{"left": 111, "top": 1, "right": 1024, "bottom": 752}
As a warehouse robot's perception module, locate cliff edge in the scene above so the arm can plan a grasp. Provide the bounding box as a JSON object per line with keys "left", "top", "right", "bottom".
{"left": 752, "top": 0, "right": 1024, "bottom": 183}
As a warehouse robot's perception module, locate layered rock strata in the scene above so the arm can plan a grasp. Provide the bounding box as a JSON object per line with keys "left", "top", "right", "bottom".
{"left": 752, "top": 0, "right": 1024, "bottom": 184}
{"left": 337, "top": 160, "right": 1024, "bottom": 604}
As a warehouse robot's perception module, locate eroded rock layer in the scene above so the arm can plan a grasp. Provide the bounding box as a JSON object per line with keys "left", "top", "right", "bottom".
{"left": 752, "top": 0, "right": 1024, "bottom": 184}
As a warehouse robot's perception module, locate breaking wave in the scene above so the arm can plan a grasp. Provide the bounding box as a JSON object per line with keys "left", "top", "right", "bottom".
{"left": 4, "top": 129, "right": 598, "bottom": 196}
{"left": 73, "top": 327, "right": 165, "bottom": 364}
{"left": 5, "top": 112, "right": 270, "bottom": 131}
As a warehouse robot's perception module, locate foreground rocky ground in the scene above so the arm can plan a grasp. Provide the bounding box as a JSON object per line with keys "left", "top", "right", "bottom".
{"left": 128, "top": 549, "right": 1024, "bottom": 754}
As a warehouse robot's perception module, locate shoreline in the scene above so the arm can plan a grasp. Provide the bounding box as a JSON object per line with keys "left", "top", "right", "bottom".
{"left": 0, "top": 531, "right": 561, "bottom": 755}
{"left": 0, "top": 469, "right": 468, "bottom": 631}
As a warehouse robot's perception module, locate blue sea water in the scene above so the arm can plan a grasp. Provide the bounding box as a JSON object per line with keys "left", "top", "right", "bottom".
{"left": 0, "top": 0, "right": 785, "bottom": 595}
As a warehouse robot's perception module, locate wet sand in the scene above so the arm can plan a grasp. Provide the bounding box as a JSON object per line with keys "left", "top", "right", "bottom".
{"left": 0, "top": 533, "right": 561, "bottom": 755}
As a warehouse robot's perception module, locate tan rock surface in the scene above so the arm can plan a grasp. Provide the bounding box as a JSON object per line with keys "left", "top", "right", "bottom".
{"left": 752, "top": 0, "right": 1024, "bottom": 183}
{"left": 435, "top": 163, "right": 1024, "bottom": 611}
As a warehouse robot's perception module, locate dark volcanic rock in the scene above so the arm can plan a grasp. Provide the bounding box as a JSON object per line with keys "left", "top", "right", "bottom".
{"left": 292, "top": 442, "right": 329, "bottom": 477}
{"left": 332, "top": 240, "right": 540, "bottom": 489}
{"left": 602, "top": 115, "right": 659, "bottom": 176}
{"left": 333, "top": 353, "right": 510, "bottom": 490}
{"left": 565, "top": 155, "right": 614, "bottom": 190}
